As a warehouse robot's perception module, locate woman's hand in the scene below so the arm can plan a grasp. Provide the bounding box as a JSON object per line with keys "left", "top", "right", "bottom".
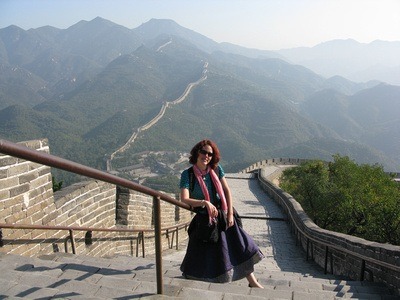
{"left": 205, "top": 201, "right": 219, "bottom": 218}
{"left": 227, "top": 213, "right": 234, "bottom": 227}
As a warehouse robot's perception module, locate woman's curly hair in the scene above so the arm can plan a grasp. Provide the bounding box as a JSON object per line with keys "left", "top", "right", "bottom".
{"left": 189, "top": 139, "right": 220, "bottom": 170}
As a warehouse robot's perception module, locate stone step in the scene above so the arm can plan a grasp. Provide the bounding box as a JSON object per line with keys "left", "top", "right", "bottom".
{"left": 0, "top": 252, "right": 397, "bottom": 299}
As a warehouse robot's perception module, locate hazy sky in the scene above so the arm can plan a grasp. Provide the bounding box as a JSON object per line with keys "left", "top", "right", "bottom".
{"left": 1, "top": 0, "right": 399, "bottom": 50}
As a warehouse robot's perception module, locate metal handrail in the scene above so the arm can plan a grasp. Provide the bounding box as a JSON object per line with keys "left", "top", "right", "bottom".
{"left": 258, "top": 171, "right": 400, "bottom": 280}
{"left": 0, "top": 139, "right": 193, "bottom": 295}
{"left": 0, "top": 221, "right": 190, "bottom": 256}
{"left": 0, "top": 139, "right": 190, "bottom": 210}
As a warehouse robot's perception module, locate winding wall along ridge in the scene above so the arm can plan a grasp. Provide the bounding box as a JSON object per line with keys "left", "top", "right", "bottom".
{"left": 107, "top": 61, "right": 208, "bottom": 171}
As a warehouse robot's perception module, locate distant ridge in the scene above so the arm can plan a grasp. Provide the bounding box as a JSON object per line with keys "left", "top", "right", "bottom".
{"left": 0, "top": 17, "right": 399, "bottom": 185}
{"left": 278, "top": 39, "right": 400, "bottom": 85}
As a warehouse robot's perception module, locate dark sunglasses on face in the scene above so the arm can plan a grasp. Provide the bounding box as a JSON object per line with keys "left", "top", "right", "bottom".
{"left": 199, "top": 149, "right": 214, "bottom": 157}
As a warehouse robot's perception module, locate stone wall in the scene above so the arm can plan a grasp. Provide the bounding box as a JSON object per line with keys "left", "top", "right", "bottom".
{"left": 0, "top": 139, "right": 192, "bottom": 258}
{"left": 241, "top": 158, "right": 308, "bottom": 173}
{"left": 52, "top": 180, "right": 118, "bottom": 257}
{"left": 0, "top": 139, "right": 56, "bottom": 256}
{"left": 258, "top": 167, "right": 400, "bottom": 294}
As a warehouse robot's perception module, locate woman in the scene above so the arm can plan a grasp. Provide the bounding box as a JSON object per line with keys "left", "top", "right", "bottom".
{"left": 179, "top": 139, "right": 264, "bottom": 288}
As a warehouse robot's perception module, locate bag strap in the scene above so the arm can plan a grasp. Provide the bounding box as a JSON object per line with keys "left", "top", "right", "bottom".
{"left": 188, "top": 166, "right": 195, "bottom": 194}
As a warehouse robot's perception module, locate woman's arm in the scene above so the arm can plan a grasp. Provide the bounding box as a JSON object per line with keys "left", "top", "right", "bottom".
{"left": 180, "top": 188, "right": 219, "bottom": 217}
{"left": 180, "top": 188, "right": 206, "bottom": 208}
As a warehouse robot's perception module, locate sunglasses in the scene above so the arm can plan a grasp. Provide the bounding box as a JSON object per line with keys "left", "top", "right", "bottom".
{"left": 199, "top": 149, "right": 214, "bottom": 157}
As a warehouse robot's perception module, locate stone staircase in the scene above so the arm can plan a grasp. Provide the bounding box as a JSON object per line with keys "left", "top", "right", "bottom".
{"left": 0, "top": 250, "right": 397, "bottom": 299}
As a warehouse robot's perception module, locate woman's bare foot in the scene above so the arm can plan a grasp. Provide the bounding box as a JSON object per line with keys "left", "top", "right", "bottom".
{"left": 246, "top": 273, "right": 264, "bottom": 288}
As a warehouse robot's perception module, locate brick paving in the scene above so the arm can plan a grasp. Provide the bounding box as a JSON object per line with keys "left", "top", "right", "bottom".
{"left": 224, "top": 173, "right": 325, "bottom": 276}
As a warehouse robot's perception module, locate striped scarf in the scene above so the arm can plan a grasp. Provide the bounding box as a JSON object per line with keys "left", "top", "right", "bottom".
{"left": 193, "top": 165, "right": 228, "bottom": 224}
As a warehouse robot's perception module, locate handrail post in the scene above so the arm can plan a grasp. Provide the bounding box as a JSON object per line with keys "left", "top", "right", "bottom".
{"left": 141, "top": 231, "right": 145, "bottom": 258}
{"left": 136, "top": 233, "right": 140, "bottom": 257}
{"left": 69, "top": 229, "right": 76, "bottom": 254}
{"left": 64, "top": 237, "right": 70, "bottom": 253}
{"left": 324, "top": 246, "right": 329, "bottom": 274}
{"left": 176, "top": 227, "right": 179, "bottom": 250}
{"left": 153, "top": 196, "right": 163, "bottom": 294}
{"left": 360, "top": 259, "right": 366, "bottom": 281}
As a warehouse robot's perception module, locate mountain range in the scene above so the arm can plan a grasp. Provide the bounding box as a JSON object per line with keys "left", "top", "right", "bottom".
{"left": 278, "top": 39, "right": 400, "bottom": 86}
{"left": 0, "top": 17, "right": 399, "bottom": 185}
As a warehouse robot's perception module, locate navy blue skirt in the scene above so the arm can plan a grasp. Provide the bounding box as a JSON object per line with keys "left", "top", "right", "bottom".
{"left": 180, "top": 214, "right": 264, "bottom": 283}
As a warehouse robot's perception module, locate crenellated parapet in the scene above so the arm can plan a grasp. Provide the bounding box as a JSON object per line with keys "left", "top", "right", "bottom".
{"left": 240, "top": 158, "right": 309, "bottom": 173}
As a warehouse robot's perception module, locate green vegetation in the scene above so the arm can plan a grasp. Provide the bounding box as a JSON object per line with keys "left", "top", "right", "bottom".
{"left": 52, "top": 176, "right": 63, "bottom": 192}
{"left": 280, "top": 155, "right": 400, "bottom": 245}
{"left": 142, "top": 175, "right": 180, "bottom": 194}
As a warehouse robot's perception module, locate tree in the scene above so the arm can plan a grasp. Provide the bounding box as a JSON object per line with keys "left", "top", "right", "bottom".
{"left": 280, "top": 160, "right": 338, "bottom": 228}
{"left": 280, "top": 155, "right": 400, "bottom": 245}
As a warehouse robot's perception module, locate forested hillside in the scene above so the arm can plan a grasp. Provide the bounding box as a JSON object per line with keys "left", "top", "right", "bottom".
{"left": 0, "top": 17, "right": 399, "bottom": 185}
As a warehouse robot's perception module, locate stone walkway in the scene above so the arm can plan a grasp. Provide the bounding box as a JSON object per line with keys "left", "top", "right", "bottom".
{"left": 225, "top": 173, "right": 324, "bottom": 276}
